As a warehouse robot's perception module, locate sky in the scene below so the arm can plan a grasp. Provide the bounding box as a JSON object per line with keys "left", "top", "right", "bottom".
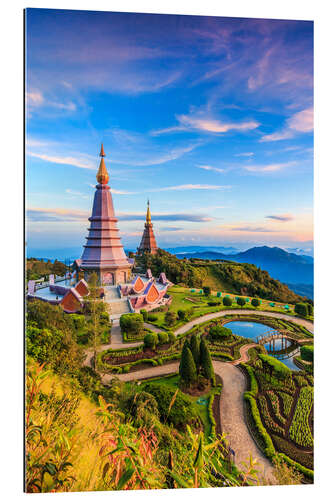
{"left": 25, "top": 9, "right": 313, "bottom": 256}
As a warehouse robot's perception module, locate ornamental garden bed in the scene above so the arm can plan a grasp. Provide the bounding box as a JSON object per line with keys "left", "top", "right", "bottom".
{"left": 242, "top": 357, "right": 313, "bottom": 479}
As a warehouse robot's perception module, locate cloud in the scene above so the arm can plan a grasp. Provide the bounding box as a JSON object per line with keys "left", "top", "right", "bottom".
{"left": 110, "top": 188, "right": 137, "bottom": 195}
{"left": 266, "top": 214, "right": 294, "bottom": 222}
{"left": 27, "top": 207, "right": 213, "bottom": 223}
{"left": 113, "top": 143, "right": 200, "bottom": 167}
{"left": 235, "top": 152, "right": 254, "bottom": 157}
{"left": 65, "top": 189, "right": 85, "bottom": 196}
{"left": 260, "top": 107, "right": 313, "bottom": 142}
{"left": 230, "top": 226, "right": 277, "bottom": 233}
{"left": 27, "top": 151, "right": 95, "bottom": 170}
{"left": 26, "top": 91, "right": 44, "bottom": 107}
{"left": 149, "top": 184, "right": 231, "bottom": 192}
{"left": 244, "top": 161, "right": 296, "bottom": 173}
{"left": 152, "top": 114, "right": 260, "bottom": 136}
{"left": 197, "top": 165, "right": 225, "bottom": 173}
{"left": 159, "top": 227, "right": 183, "bottom": 232}
{"left": 287, "top": 107, "right": 313, "bottom": 132}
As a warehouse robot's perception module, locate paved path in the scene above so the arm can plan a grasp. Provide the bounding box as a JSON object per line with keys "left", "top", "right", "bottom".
{"left": 231, "top": 343, "right": 257, "bottom": 365}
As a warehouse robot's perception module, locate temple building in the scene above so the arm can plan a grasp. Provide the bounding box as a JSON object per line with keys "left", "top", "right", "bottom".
{"left": 137, "top": 200, "right": 158, "bottom": 255}
{"left": 74, "top": 145, "right": 133, "bottom": 285}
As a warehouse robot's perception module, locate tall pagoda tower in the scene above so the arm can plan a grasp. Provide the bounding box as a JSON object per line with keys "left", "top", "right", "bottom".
{"left": 138, "top": 200, "right": 158, "bottom": 255}
{"left": 79, "top": 145, "right": 132, "bottom": 285}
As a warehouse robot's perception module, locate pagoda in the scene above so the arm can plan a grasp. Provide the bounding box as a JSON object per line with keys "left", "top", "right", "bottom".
{"left": 137, "top": 200, "right": 158, "bottom": 255}
{"left": 78, "top": 145, "right": 132, "bottom": 285}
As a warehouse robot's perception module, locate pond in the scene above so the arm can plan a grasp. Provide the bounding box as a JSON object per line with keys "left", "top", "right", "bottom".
{"left": 224, "top": 320, "right": 301, "bottom": 371}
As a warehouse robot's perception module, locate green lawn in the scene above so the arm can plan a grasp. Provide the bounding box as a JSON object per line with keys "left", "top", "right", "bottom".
{"left": 146, "top": 285, "right": 299, "bottom": 330}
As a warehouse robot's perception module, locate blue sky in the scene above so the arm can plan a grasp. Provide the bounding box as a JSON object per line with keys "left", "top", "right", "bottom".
{"left": 25, "top": 9, "right": 313, "bottom": 254}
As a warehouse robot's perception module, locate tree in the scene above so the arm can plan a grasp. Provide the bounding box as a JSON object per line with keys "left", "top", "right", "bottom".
{"left": 203, "top": 286, "right": 211, "bottom": 297}
{"left": 165, "top": 311, "right": 177, "bottom": 327}
{"left": 189, "top": 334, "right": 200, "bottom": 367}
{"left": 119, "top": 313, "right": 144, "bottom": 336}
{"left": 143, "top": 332, "right": 158, "bottom": 349}
{"left": 140, "top": 309, "right": 148, "bottom": 321}
{"left": 199, "top": 338, "right": 215, "bottom": 386}
{"left": 300, "top": 345, "right": 314, "bottom": 362}
{"left": 179, "top": 345, "right": 197, "bottom": 386}
{"left": 223, "top": 296, "right": 232, "bottom": 307}
{"left": 177, "top": 309, "right": 187, "bottom": 320}
{"left": 295, "top": 303, "right": 308, "bottom": 317}
{"left": 157, "top": 332, "right": 169, "bottom": 344}
{"left": 168, "top": 331, "right": 176, "bottom": 344}
{"left": 251, "top": 298, "right": 260, "bottom": 308}
{"left": 237, "top": 297, "right": 246, "bottom": 307}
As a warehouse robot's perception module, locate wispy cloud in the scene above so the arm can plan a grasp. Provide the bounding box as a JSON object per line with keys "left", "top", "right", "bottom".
{"left": 27, "top": 207, "right": 213, "bottom": 223}
{"left": 27, "top": 151, "right": 95, "bottom": 170}
{"left": 260, "top": 107, "right": 313, "bottom": 142}
{"left": 266, "top": 214, "right": 294, "bottom": 222}
{"left": 149, "top": 184, "right": 231, "bottom": 192}
{"left": 244, "top": 161, "right": 296, "bottom": 173}
{"left": 235, "top": 152, "right": 254, "bottom": 157}
{"left": 152, "top": 113, "right": 260, "bottom": 136}
{"left": 230, "top": 226, "right": 277, "bottom": 233}
{"left": 197, "top": 165, "right": 225, "bottom": 173}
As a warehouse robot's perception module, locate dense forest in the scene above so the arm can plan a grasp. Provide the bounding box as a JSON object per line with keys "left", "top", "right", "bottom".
{"left": 137, "top": 250, "right": 308, "bottom": 304}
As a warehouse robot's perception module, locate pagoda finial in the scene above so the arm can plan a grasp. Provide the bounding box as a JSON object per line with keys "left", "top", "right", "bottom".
{"left": 96, "top": 144, "right": 109, "bottom": 184}
{"left": 146, "top": 199, "right": 151, "bottom": 224}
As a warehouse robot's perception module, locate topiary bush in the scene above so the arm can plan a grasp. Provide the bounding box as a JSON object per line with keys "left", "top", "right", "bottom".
{"left": 165, "top": 311, "right": 177, "bottom": 326}
{"left": 179, "top": 345, "right": 197, "bottom": 386}
{"left": 251, "top": 298, "right": 260, "bottom": 308}
{"left": 300, "top": 345, "right": 314, "bottom": 362}
{"left": 119, "top": 313, "right": 144, "bottom": 335}
{"left": 203, "top": 286, "right": 211, "bottom": 297}
{"left": 157, "top": 331, "right": 169, "bottom": 345}
{"left": 200, "top": 337, "right": 215, "bottom": 386}
{"left": 209, "top": 324, "right": 232, "bottom": 340}
{"left": 147, "top": 313, "right": 158, "bottom": 322}
{"left": 237, "top": 297, "right": 246, "bottom": 307}
{"left": 295, "top": 303, "right": 309, "bottom": 317}
{"left": 143, "top": 332, "right": 158, "bottom": 349}
{"left": 223, "top": 296, "right": 233, "bottom": 307}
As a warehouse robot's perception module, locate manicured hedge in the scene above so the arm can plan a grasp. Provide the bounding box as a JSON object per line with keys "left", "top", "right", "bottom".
{"left": 244, "top": 392, "right": 276, "bottom": 459}
{"left": 207, "top": 393, "right": 216, "bottom": 438}
{"left": 241, "top": 363, "right": 258, "bottom": 395}
{"left": 258, "top": 354, "right": 291, "bottom": 380}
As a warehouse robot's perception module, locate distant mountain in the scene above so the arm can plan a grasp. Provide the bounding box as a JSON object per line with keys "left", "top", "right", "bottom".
{"left": 286, "top": 283, "right": 314, "bottom": 300}
{"left": 164, "top": 245, "right": 240, "bottom": 255}
{"left": 176, "top": 245, "right": 314, "bottom": 289}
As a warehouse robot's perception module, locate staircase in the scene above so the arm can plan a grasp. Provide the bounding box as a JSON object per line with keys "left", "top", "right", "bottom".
{"left": 106, "top": 299, "right": 131, "bottom": 318}
{"left": 104, "top": 286, "right": 121, "bottom": 301}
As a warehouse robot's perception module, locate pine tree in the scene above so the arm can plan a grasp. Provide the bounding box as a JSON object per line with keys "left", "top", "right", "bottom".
{"left": 179, "top": 345, "right": 197, "bottom": 386}
{"left": 189, "top": 334, "right": 200, "bottom": 368}
{"left": 200, "top": 338, "right": 215, "bottom": 386}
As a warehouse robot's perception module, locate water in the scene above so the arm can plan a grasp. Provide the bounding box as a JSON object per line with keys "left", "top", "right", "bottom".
{"left": 224, "top": 320, "right": 301, "bottom": 371}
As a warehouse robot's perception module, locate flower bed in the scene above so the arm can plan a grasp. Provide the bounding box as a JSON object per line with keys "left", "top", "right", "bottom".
{"left": 258, "top": 395, "right": 285, "bottom": 436}
{"left": 266, "top": 391, "right": 286, "bottom": 426}
{"left": 276, "top": 391, "right": 293, "bottom": 418}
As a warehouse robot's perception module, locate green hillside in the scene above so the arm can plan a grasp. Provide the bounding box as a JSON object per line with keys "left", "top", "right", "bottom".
{"left": 137, "top": 250, "right": 307, "bottom": 304}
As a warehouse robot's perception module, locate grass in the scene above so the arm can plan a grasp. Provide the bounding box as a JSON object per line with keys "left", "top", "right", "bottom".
{"left": 138, "top": 373, "right": 217, "bottom": 439}
{"left": 145, "top": 285, "right": 302, "bottom": 330}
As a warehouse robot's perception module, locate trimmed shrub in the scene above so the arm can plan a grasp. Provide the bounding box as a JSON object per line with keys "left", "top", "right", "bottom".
{"left": 295, "top": 303, "right": 309, "bottom": 317}
{"left": 157, "top": 331, "right": 169, "bottom": 345}
{"left": 165, "top": 311, "right": 177, "bottom": 326}
{"left": 140, "top": 309, "right": 148, "bottom": 321}
{"left": 259, "top": 354, "right": 291, "bottom": 382}
{"left": 143, "top": 332, "right": 158, "bottom": 349}
{"left": 236, "top": 297, "right": 246, "bottom": 307}
{"left": 168, "top": 331, "right": 176, "bottom": 344}
{"left": 203, "top": 286, "right": 211, "bottom": 297}
{"left": 300, "top": 345, "right": 314, "bottom": 362}
{"left": 120, "top": 313, "right": 144, "bottom": 335}
{"left": 147, "top": 313, "right": 158, "bottom": 322}
{"left": 241, "top": 363, "right": 258, "bottom": 395}
{"left": 244, "top": 393, "right": 276, "bottom": 459}
{"left": 200, "top": 338, "right": 215, "bottom": 386}
{"left": 179, "top": 345, "right": 197, "bottom": 386}
{"left": 251, "top": 298, "right": 260, "bottom": 308}
{"left": 223, "top": 296, "right": 233, "bottom": 307}
{"left": 177, "top": 309, "right": 186, "bottom": 320}
{"left": 209, "top": 324, "right": 232, "bottom": 340}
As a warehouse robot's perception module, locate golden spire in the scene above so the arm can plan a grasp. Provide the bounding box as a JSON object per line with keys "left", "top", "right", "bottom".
{"left": 146, "top": 199, "right": 151, "bottom": 224}
{"left": 96, "top": 143, "right": 109, "bottom": 185}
